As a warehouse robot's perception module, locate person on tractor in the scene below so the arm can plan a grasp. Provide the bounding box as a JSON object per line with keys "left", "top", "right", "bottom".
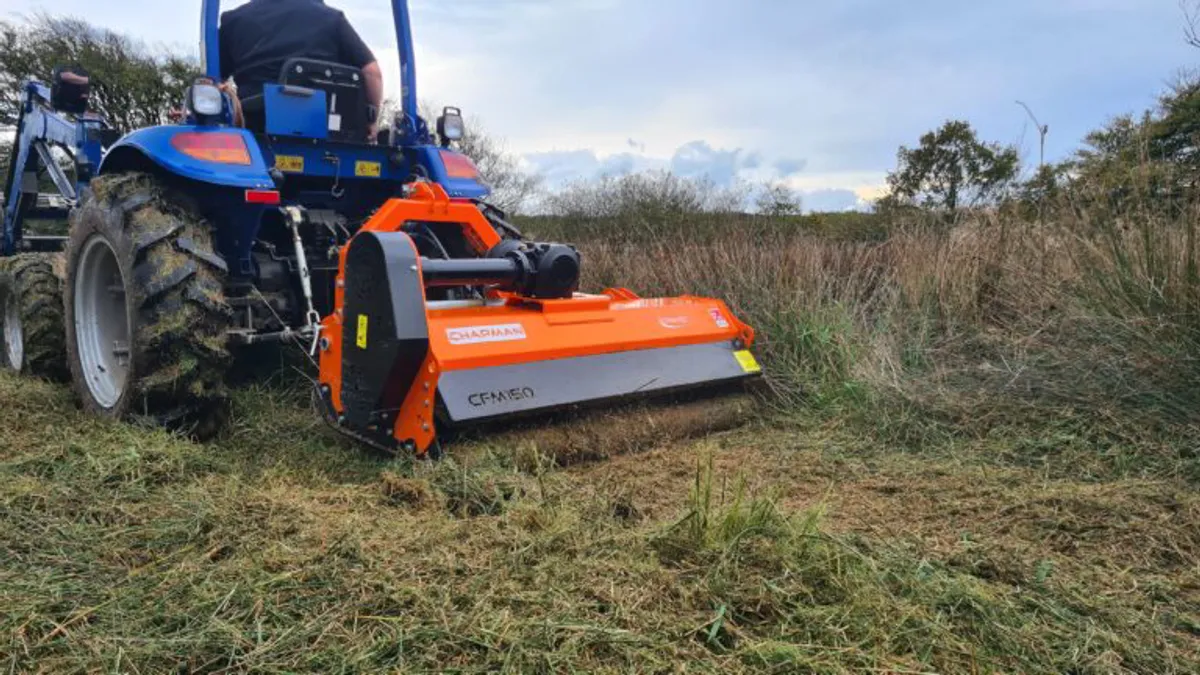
{"left": 218, "top": 0, "right": 384, "bottom": 139}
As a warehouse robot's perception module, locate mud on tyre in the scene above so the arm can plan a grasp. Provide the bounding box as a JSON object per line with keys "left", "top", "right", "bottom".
{"left": 65, "top": 173, "right": 233, "bottom": 440}
{"left": 0, "top": 254, "right": 67, "bottom": 379}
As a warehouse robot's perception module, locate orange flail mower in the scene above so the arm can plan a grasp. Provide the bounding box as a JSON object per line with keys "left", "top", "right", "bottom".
{"left": 316, "top": 182, "right": 761, "bottom": 457}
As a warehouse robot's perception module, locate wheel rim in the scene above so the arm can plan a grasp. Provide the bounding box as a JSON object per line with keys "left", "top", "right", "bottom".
{"left": 3, "top": 287, "right": 22, "bottom": 371}
{"left": 75, "top": 236, "right": 130, "bottom": 408}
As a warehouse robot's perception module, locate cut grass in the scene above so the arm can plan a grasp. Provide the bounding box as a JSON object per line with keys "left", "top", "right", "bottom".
{"left": 0, "top": 373, "right": 1196, "bottom": 673}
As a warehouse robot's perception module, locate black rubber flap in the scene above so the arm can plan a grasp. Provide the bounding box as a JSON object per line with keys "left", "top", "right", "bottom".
{"left": 341, "top": 232, "right": 430, "bottom": 430}
{"left": 438, "top": 341, "right": 758, "bottom": 423}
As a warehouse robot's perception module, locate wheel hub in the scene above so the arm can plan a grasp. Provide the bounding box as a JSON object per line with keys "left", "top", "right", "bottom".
{"left": 3, "top": 286, "right": 22, "bottom": 371}
{"left": 74, "top": 236, "right": 130, "bottom": 408}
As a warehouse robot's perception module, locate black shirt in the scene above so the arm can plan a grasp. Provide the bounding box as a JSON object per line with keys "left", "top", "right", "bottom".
{"left": 219, "top": 0, "right": 376, "bottom": 99}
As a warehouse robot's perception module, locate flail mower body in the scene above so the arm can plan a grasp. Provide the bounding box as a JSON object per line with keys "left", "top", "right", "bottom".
{"left": 318, "top": 182, "right": 761, "bottom": 456}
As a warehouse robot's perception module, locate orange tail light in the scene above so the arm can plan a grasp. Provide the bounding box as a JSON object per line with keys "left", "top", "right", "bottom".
{"left": 440, "top": 150, "right": 480, "bottom": 179}
{"left": 171, "top": 131, "right": 252, "bottom": 165}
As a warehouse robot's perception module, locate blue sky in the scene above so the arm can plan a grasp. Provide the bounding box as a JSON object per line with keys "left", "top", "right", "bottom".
{"left": 1, "top": 0, "right": 1195, "bottom": 210}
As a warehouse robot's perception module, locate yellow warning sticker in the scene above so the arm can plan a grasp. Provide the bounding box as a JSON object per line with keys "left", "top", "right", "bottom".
{"left": 734, "top": 350, "right": 761, "bottom": 374}
{"left": 276, "top": 155, "right": 305, "bottom": 173}
{"left": 355, "top": 161, "right": 382, "bottom": 178}
{"left": 356, "top": 315, "right": 369, "bottom": 349}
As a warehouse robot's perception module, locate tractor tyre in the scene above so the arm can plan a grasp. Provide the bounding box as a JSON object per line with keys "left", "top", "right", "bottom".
{"left": 64, "top": 173, "right": 234, "bottom": 440}
{"left": 0, "top": 253, "right": 67, "bottom": 379}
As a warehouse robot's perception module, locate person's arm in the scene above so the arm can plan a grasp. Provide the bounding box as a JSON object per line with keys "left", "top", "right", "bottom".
{"left": 220, "top": 82, "right": 245, "bottom": 128}
{"left": 335, "top": 12, "right": 382, "bottom": 140}
{"left": 361, "top": 61, "right": 384, "bottom": 121}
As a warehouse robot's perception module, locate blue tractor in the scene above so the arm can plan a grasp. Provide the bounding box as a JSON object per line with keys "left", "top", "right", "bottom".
{"left": 0, "top": 0, "right": 762, "bottom": 454}
{"left": 0, "top": 0, "right": 499, "bottom": 438}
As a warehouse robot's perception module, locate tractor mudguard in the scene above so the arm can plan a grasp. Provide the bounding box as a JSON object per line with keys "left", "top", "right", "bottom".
{"left": 99, "top": 125, "right": 275, "bottom": 190}
{"left": 406, "top": 146, "right": 491, "bottom": 201}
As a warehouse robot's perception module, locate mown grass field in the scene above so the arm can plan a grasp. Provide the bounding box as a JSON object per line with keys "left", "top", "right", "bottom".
{"left": 3, "top": 203, "right": 1200, "bottom": 672}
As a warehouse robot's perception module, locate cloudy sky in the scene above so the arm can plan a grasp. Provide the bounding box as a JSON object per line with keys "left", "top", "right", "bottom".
{"left": 1, "top": 0, "right": 1195, "bottom": 210}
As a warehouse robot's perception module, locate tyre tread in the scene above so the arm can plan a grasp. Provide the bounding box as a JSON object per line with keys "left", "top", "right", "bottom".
{"left": 66, "top": 172, "right": 232, "bottom": 440}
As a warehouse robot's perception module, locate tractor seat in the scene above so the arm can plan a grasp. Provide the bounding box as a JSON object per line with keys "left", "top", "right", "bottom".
{"left": 240, "top": 58, "right": 372, "bottom": 142}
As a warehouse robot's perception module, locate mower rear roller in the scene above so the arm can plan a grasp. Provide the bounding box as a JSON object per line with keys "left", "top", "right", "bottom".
{"left": 315, "top": 375, "right": 757, "bottom": 465}
{"left": 65, "top": 173, "right": 234, "bottom": 440}
{"left": 448, "top": 388, "right": 761, "bottom": 468}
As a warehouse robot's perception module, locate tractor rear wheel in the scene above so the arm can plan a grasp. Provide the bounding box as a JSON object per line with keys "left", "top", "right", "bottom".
{"left": 0, "top": 254, "right": 67, "bottom": 379}
{"left": 65, "top": 173, "right": 234, "bottom": 440}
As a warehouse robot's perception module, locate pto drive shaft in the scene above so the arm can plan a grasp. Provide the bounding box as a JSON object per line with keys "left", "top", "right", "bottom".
{"left": 420, "top": 242, "right": 582, "bottom": 300}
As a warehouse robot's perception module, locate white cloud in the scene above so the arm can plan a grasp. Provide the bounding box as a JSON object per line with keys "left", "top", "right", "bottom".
{"left": 781, "top": 171, "right": 889, "bottom": 203}
{"left": 798, "top": 189, "right": 863, "bottom": 213}
{"left": 669, "top": 141, "right": 760, "bottom": 186}
{"left": 522, "top": 138, "right": 870, "bottom": 212}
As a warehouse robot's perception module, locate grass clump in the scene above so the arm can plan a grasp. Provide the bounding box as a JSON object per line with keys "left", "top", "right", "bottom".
{"left": 421, "top": 458, "right": 526, "bottom": 517}
{"left": 645, "top": 456, "right": 1190, "bottom": 674}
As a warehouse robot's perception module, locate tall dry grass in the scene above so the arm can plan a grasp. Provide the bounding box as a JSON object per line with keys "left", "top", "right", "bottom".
{"left": 524, "top": 194, "right": 1200, "bottom": 479}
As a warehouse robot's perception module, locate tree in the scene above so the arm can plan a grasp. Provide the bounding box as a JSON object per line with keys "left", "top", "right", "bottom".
{"left": 755, "top": 181, "right": 802, "bottom": 217}
{"left": 0, "top": 14, "right": 196, "bottom": 133}
{"left": 454, "top": 121, "right": 540, "bottom": 215}
{"left": 1184, "top": 0, "right": 1200, "bottom": 49}
{"left": 1017, "top": 7, "right": 1200, "bottom": 212}
{"left": 1013, "top": 162, "right": 1072, "bottom": 217}
{"left": 1070, "top": 79, "right": 1198, "bottom": 207}
{"left": 1072, "top": 112, "right": 1150, "bottom": 186}
{"left": 884, "top": 120, "right": 1020, "bottom": 212}
{"left": 1148, "top": 76, "right": 1200, "bottom": 177}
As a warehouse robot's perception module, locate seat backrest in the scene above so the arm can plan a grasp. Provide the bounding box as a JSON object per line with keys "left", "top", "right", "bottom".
{"left": 278, "top": 58, "right": 368, "bottom": 143}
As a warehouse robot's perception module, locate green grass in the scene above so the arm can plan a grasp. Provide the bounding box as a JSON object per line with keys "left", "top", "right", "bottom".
{"left": 0, "top": 373, "right": 1196, "bottom": 673}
